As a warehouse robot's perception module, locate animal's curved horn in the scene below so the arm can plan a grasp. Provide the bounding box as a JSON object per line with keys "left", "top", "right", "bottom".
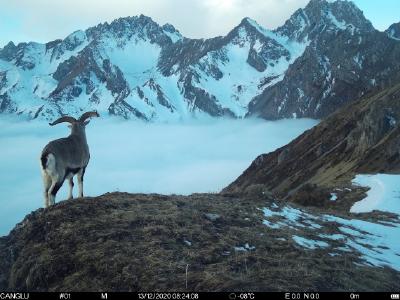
{"left": 79, "top": 111, "right": 100, "bottom": 123}
{"left": 49, "top": 116, "right": 77, "bottom": 126}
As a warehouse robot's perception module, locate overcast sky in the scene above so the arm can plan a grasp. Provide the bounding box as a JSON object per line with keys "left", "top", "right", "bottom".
{"left": 0, "top": 0, "right": 399, "bottom": 47}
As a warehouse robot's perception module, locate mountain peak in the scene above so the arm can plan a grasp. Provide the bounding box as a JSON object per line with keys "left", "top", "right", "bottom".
{"left": 106, "top": 14, "right": 159, "bottom": 32}
{"left": 86, "top": 14, "right": 159, "bottom": 36}
{"left": 386, "top": 22, "right": 400, "bottom": 40}
{"left": 162, "top": 23, "right": 183, "bottom": 43}
{"left": 233, "top": 17, "right": 275, "bottom": 39}
{"left": 240, "top": 17, "right": 257, "bottom": 26}
{"left": 113, "top": 14, "right": 155, "bottom": 25}
{"left": 239, "top": 17, "right": 270, "bottom": 32}
{"left": 306, "top": 0, "right": 373, "bottom": 29}
{"left": 276, "top": 0, "right": 374, "bottom": 41}
{"left": 308, "top": 0, "right": 352, "bottom": 5}
{"left": 84, "top": 14, "right": 177, "bottom": 46}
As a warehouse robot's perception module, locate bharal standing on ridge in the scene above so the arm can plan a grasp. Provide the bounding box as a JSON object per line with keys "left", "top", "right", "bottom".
{"left": 40, "top": 112, "right": 99, "bottom": 207}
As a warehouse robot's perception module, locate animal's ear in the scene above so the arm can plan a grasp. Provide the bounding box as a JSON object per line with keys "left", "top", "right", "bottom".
{"left": 83, "top": 120, "right": 90, "bottom": 126}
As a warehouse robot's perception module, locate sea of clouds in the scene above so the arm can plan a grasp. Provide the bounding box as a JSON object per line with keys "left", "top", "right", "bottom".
{"left": 0, "top": 116, "right": 318, "bottom": 236}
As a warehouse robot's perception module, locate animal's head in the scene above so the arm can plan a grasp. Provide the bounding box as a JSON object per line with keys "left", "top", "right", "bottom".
{"left": 49, "top": 111, "right": 100, "bottom": 134}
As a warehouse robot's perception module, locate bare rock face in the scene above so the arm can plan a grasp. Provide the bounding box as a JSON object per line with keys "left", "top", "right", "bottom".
{"left": 224, "top": 81, "right": 400, "bottom": 207}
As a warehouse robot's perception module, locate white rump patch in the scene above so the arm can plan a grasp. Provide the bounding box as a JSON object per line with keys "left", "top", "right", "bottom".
{"left": 43, "top": 153, "right": 57, "bottom": 178}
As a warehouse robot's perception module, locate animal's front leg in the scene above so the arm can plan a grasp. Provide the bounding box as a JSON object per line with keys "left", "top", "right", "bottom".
{"left": 68, "top": 177, "right": 74, "bottom": 200}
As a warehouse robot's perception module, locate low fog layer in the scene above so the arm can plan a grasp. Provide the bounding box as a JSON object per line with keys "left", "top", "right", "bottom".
{"left": 0, "top": 117, "right": 317, "bottom": 236}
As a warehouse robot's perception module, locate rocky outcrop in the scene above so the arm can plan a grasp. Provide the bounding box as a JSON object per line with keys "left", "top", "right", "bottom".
{"left": 224, "top": 81, "right": 400, "bottom": 207}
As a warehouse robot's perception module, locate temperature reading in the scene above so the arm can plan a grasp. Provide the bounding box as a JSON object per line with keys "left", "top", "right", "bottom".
{"left": 239, "top": 293, "right": 255, "bottom": 300}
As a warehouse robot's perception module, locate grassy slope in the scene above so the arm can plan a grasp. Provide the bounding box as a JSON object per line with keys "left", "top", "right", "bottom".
{"left": 0, "top": 192, "right": 398, "bottom": 291}
{"left": 223, "top": 82, "right": 400, "bottom": 210}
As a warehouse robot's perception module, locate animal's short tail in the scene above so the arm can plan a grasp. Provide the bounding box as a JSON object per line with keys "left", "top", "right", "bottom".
{"left": 40, "top": 151, "right": 49, "bottom": 170}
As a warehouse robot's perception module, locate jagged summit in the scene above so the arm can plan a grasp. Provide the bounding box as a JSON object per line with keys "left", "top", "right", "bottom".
{"left": 89, "top": 14, "right": 158, "bottom": 32}
{"left": 276, "top": 0, "right": 374, "bottom": 41}
{"left": 236, "top": 17, "right": 281, "bottom": 40}
{"left": 238, "top": 17, "right": 262, "bottom": 28}
{"left": 84, "top": 14, "right": 177, "bottom": 46}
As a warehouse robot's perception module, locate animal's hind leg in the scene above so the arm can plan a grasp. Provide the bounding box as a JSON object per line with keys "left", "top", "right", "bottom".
{"left": 42, "top": 172, "right": 52, "bottom": 208}
{"left": 43, "top": 153, "right": 62, "bottom": 206}
{"left": 48, "top": 176, "right": 63, "bottom": 206}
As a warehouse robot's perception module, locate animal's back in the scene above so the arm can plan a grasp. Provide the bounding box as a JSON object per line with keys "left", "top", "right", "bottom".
{"left": 41, "top": 137, "right": 89, "bottom": 169}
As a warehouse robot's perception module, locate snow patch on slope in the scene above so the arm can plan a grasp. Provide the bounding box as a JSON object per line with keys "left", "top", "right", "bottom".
{"left": 104, "top": 38, "right": 161, "bottom": 76}
{"left": 247, "top": 18, "right": 310, "bottom": 58}
{"left": 326, "top": 11, "right": 347, "bottom": 30}
{"left": 293, "top": 235, "right": 329, "bottom": 249}
{"left": 262, "top": 201, "right": 400, "bottom": 270}
{"left": 350, "top": 174, "right": 400, "bottom": 214}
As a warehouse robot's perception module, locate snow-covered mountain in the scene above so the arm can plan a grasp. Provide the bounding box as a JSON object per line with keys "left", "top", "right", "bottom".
{"left": 248, "top": 0, "right": 400, "bottom": 119}
{"left": 0, "top": 14, "right": 308, "bottom": 121}
{"left": 0, "top": 0, "right": 400, "bottom": 121}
